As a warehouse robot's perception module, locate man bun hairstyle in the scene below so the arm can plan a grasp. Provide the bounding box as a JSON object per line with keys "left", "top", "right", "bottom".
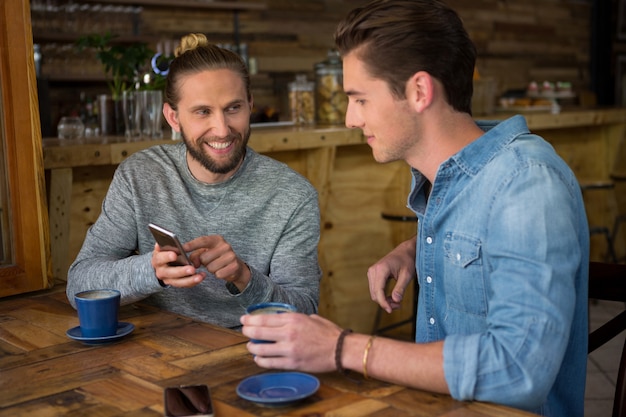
{"left": 165, "top": 33, "right": 251, "bottom": 110}
{"left": 174, "top": 33, "right": 210, "bottom": 57}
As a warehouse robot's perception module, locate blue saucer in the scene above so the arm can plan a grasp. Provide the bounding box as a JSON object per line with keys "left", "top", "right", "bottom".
{"left": 66, "top": 322, "right": 135, "bottom": 345}
{"left": 236, "top": 372, "right": 320, "bottom": 407}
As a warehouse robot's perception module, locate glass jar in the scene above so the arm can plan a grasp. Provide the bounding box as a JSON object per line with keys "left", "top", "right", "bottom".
{"left": 288, "top": 74, "right": 315, "bottom": 126}
{"left": 57, "top": 116, "right": 85, "bottom": 140}
{"left": 314, "top": 49, "right": 347, "bottom": 125}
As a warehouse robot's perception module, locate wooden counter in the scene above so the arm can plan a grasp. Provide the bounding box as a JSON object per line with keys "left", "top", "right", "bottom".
{"left": 43, "top": 108, "right": 626, "bottom": 332}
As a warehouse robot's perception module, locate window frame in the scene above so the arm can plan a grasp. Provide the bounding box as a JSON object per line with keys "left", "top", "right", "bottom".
{"left": 0, "top": 0, "right": 52, "bottom": 296}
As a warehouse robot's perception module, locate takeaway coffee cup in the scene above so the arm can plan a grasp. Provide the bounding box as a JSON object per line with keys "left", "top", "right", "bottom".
{"left": 75, "top": 289, "right": 121, "bottom": 338}
{"left": 246, "top": 302, "right": 297, "bottom": 343}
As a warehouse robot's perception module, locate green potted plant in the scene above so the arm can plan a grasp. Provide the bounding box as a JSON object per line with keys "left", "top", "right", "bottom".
{"left": 76, "top": 33, "right": 153, "bottom": 135}
{"left": 77, "top": 32, "right": 152, "bottom": 100}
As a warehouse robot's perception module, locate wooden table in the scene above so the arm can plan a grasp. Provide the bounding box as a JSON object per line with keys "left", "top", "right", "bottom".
{"left": 0, "top": 287, "right": 537, "bottom": 416}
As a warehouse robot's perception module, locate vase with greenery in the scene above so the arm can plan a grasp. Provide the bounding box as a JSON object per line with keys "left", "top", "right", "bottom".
{"left": 77, "top": 32, "right": 153, "bottom": 100}
{"left": 76, "top": 32, "right": 153, "bottom": 135}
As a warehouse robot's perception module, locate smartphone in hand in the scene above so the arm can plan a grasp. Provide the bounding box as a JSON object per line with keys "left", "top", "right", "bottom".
{"left": 148, "top": 223, "right": 192, "bottom": 266}
{"left": 164, "top": 384, "right": 214, "bottom": 417}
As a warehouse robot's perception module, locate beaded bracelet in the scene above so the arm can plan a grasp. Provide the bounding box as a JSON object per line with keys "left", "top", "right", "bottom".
{"left": 362, "top": 335, "right": 377, "bottom": 380}
{"left": 335, "top": 328, "right": 353, "bottom": 375}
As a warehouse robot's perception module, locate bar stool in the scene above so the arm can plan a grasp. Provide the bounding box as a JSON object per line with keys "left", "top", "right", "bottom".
{"left": 580, "top": 180, "right": 618, "bottom": 263}
{"left": 372, "top": 208, "right": 418, "bottom": 340}
{"left": 610, "top": 171, "right": 626, "bottom": 262}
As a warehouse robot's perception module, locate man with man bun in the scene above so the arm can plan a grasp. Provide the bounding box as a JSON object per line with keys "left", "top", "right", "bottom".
{"left": 67, "top": 33, "right": 321, "bottom": 329}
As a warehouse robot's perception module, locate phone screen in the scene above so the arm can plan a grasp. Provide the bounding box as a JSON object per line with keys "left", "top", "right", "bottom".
{"left": 164, "top": 385, "right": 214, "bottom": 417}
{"left": 148, "top": 223, "right": 192, "bottom": 266}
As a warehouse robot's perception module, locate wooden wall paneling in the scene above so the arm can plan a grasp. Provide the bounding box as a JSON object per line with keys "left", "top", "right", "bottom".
{"left": 477, "top": 57, "right": 533, "bottom": 97}
{"left": 68, "top": 166, "right": 117, "bottom": 266}
{"left": 304, "top": 147, "right": 336, "bottom": 217}
{"left": 457, "top": 0, "right": 590, "bottom": 99}
{"left": 374, "top": 164, "right": 417, "bottom": 334}
{"left": 48, "top": 168, "right": 72, "bottom": 280}
{"left": 320, "top": 145, "right": 406, "bottom": 332}
{"left": 305, "top": 146, "right": 336, "bottom": 318}
{"left": 43, "top": 142, "right": 113, "bottom": 169}
{"left": 141, "top": 9, "right": 237, "bottom": 38}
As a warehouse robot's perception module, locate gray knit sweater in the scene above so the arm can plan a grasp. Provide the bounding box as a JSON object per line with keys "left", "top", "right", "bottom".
{"left": 66, "top": 143, "right": 321, "bottom": 329}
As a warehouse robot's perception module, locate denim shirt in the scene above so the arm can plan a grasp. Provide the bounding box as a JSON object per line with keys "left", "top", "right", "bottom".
{"left": 408, "top": 115, "right": 589, "bottom": 416}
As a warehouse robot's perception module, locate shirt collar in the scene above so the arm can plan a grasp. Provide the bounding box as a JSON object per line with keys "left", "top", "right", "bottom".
{"left": 449, "top": 114, "right": 530, "bottom": 177}
{"left": 408, "top": 115, "right": 530, "bottom": 209}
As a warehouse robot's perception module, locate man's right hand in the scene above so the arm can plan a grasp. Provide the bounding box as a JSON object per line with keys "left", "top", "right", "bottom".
{"left": 367, "top": 236, "right": 417, "bottom": 313}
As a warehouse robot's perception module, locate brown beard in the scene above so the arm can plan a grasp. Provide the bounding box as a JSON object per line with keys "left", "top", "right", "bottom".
{"left": 181, "top": 125, "right": 251, "bottom": 175}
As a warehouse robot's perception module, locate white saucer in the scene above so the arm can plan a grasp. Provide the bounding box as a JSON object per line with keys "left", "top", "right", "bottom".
{"left": 66, "top": 322, "right": 135, "bottom": 345}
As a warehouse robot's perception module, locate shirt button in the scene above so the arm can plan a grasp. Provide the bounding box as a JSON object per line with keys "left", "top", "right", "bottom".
{"left": 456, "top": 253, "right": 461, "bottom": 261}
{"left": 426, "top": 276, "right": 432, "bottom": 283}
{"left": 429, "top": 317, "right": 435, "bottom": 325}
{"left": 426, "top": 237, "right": 433, "bottom": 244}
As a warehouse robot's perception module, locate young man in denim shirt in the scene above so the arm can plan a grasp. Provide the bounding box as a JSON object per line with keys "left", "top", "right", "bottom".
{"left": 241, "top": 1, "right": 589, "bottom": 415}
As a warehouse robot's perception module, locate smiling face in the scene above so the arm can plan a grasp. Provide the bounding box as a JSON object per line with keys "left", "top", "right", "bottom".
{"left": 164, "top": 68, "right": 252, "bottom": 183}
{"left": 342, "top": 51, "right": 420, "bottom": 165}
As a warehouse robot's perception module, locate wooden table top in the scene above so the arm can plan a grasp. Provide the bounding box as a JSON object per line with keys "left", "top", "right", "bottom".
{"left": 0, "top": 286, "right": 537, "bottom": 416}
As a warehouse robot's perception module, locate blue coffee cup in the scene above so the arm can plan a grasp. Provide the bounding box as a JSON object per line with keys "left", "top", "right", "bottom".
{"left": 75, "top": 289, "right": 121, "bottom": 338}
{"left": 246, "top": 302, "right": 297, "bottom": 343}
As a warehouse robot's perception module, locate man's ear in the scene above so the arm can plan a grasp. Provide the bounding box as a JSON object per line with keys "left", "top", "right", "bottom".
{"left": 163, "top": 102, "right": 179, "bottom": 131}
{"left": 406, "top": 71, "right": 434, "bottom": 113}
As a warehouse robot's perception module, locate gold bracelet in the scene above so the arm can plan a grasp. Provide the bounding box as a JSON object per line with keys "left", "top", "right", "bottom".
{"left": 362, "top": 335, "right": 376, "bottom": 380}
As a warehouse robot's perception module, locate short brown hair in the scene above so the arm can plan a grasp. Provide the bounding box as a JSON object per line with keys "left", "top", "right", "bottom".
{"left": 334, "top": 0, "right": 476, "bottom": 114}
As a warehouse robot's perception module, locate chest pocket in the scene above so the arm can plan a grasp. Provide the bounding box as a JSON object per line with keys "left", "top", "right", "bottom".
{"left": 443, "top": 232, "right": 487, "bottom": 317}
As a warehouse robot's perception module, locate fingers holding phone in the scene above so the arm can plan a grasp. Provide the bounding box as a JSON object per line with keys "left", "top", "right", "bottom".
{"left": 149, "top": 224, "right": 205, "bottom": 288}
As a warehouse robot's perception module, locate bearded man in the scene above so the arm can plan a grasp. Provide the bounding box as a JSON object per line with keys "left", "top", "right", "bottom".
{"left": 67, "top": 33, "right": 321, "bottom": 329}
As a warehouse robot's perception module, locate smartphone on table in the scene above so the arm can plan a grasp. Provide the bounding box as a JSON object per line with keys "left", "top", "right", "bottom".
{"left": 164, "top": 384, "right": 214, "bottom": 417}
{"left": 148, "top": 223, "right": 192, "bottom": 266}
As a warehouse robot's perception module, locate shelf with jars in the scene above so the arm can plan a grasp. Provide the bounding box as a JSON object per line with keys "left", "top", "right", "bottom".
{"left": 31, "top": 0, "right": 265, "bottom": 80}
{"left": 31, "top": 0, "right": 265, "bottom": 137}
